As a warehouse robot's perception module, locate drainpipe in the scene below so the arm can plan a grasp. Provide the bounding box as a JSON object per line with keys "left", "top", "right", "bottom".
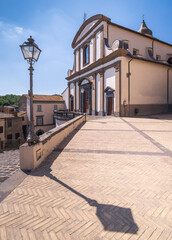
{"left": 152, "top": 40, "right": 154, "bottom": 58}
{"left": 128, "top": 58, "right": 133, "bottom": 116}
{"left": 167, "top": 67, "right": 172, "bottom": 112}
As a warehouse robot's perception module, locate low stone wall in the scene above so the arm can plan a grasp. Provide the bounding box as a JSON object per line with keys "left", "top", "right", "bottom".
{"left": 20, "top": 115, "right": 86, "bottom": 171}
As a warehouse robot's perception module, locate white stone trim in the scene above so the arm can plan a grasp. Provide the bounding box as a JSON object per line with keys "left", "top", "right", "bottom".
{"left": 68, "top": 57, "right": 121, "bottom": 82}
{"left": 74, "top": 22, "right": 104, "bottom": 51}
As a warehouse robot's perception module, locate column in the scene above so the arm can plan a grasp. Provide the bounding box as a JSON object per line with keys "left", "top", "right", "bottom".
{"left": 115, "top": 63, "right": 121, "bottom": 116}
{"left": 74, "top": 82, "right": 76, "bottom": 111}
{"left": 68, "top": 82, "right": 70, "bottom": 110}
{"left": 92, "top": 74, "right": 96, "bottom": 115}
{"left": 92, "top": 35, "right": 96, "bottom": 62}
{"left": 73, "top": 51, "right": 76, "bottom": 73}
{"left": 100, "top": 30, "right": 104, "bottom": 59}
{"left": 99, "top": 70, "right": 104, "bottom": 116}
{"left": 78, "top": 48, "right": 80, "bottom": 72}
{"left": 77, "top": 81, "right": 80, "bottom": 111}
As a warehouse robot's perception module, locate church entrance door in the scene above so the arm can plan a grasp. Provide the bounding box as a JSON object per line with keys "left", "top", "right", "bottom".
{"left": 107, "top": 97, "right": 113, "bottom": 115}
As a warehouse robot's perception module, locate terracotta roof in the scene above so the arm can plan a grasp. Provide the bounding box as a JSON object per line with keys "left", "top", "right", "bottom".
{"left": 17, "top": 111, "right": 26, "bottom": 116}
{"left": 23, "top": 94, "right": 64, "bottom": 102}
{"left": 0, "top": 113, "right": 15, "bottom": 119}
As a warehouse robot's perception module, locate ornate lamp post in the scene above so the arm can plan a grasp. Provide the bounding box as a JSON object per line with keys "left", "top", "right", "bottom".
{"left": 20, "top": 36, "right": 41, "bottom": 145}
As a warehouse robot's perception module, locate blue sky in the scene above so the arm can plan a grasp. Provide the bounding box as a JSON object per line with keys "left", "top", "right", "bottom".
{"left": 0, "top": 0, "right": 171, "bottom": 96}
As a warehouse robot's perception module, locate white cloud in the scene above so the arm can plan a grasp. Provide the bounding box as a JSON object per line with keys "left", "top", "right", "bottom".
{"left": 0, "top": 21, "right": 34, "bottom": 42}
{"left": 15, "top": 27, "right": 23, "bottom": 34}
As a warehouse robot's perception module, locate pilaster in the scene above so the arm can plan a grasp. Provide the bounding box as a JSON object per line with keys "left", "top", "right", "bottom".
{"left": 115, "top": 63, "right": 121, "bottom": 116}
{"left": 68, "top": 82, "right": 70, "bottom": 110}
{"left": 92, "top": 74, "right": 96, "bottom": 115}
{"left": 74, "top": 82, "right": 76, "bottom": 111}
{"left": 78, "top": 49, "right": 80, "bottom": 72}
{"left": 100, "top": 30, "right": 104, "bottom": 59}
{"left": 77, "top": 82, "right": 80, "bottom": 111}
{"left": 92, "top": 35, "right": 96, "bottom": 62}
{"left": 73, "top": 51, "right": 76, "bottom": 73}
{"left": 99, "top": 70, "right": 104, "bottom": 116}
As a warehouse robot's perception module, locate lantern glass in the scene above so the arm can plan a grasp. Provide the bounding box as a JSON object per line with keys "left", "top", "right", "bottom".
{"left": 33, "top": 46, "right": 41, "bottom": 61}
{"left": 20, "top": 36, "right": 41, "bottom": 62}
{"left": 21, "top": 45, "right": 34, "bottom": 60}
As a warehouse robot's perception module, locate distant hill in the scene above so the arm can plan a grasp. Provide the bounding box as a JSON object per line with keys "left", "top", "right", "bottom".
{"left": 0, "top": 94, "right": 21, "bottom": 106}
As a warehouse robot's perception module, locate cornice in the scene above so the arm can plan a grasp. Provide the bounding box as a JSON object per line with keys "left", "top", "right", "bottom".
{"left": 66, "top": 49, "right": 127, "bottom": 81}
{"left": 109, "top": 22, "right": 172, "bottom": 47}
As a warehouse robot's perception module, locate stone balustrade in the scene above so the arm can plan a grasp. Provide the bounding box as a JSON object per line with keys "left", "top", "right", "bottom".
{"left": 20, "top": 114, "right": 86, "bottom": 171}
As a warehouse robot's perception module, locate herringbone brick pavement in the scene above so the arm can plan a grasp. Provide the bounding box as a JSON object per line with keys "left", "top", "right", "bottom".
{"left": 0, "top": 116, "right": 172, "bottom": 239}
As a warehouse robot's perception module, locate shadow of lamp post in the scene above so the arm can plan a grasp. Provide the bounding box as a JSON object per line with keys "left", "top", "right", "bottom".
{"left": 20, "top": 36, "right": 41, "bottom": 145}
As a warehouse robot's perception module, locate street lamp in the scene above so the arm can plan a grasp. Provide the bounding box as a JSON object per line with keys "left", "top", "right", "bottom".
{"left": 20, "top": 36, "right": 41, "bottom": 145}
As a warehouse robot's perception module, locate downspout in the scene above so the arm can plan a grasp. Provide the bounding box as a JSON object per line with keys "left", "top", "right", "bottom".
{"left": 152, "top": 40, "right": 154, "bottom": 58}
{"left": 167, "top": 67, "right": 172, "bottom": 112}
{"left": 128, "top": 58, "right": 133, "bottom": 116}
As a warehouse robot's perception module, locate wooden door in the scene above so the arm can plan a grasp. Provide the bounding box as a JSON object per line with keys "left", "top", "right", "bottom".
{"left": 107, "top": 97, "right": 113, "bottom": 115}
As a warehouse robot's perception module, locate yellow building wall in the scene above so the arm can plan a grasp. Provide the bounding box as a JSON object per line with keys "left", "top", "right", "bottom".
{"left": 121, "top": 57, "right": 172, "bottom": 105}
{"left": 33, "top": 102, "right": 65, "bottom": 127}
{"left": 108, "top": 25, "right": 172, "bottom": 60}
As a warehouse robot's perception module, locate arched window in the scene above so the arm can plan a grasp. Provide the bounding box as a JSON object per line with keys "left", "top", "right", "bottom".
{"left": 83, "top": 44, "right": 89, "bottom": 65}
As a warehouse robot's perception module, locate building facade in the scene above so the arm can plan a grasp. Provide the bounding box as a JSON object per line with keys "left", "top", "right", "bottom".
{"left": 19, "top": 94, "right": 65, "bottom": 136}
{"left": 0, "top": 113, "right": 24, "bottom": 149}
{"left": 66, "top": 14, "right": 172, "bottom": 116}
{"left": 61, "top": 87, "right": 68, "bottom": 110}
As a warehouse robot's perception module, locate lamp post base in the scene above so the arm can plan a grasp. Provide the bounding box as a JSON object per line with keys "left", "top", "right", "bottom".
{"left": 27, "top": 133, "right": 39, "bottom": 146}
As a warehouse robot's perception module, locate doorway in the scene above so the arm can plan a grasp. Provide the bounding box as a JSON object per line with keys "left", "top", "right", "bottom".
{"left": 107, "top": 97, "right": 113, "bottom": 115}
{"left": 70, "top": 95, "right": 74, "bottom": 111}
{"left": 83, "top": 88, "right": 89, "bottom": 113}
{"left": 105, "top": 87, "right": 115, "bottom": 116}
{"left": 80, "top": 83, "right": 92, "bottom": 114}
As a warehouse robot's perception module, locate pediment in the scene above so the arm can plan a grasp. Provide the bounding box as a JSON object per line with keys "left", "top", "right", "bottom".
{"left": 72, "top": 14, "right": 110, "bottom": 48}
{"left": 104, "top": 86, "right": 115, "bottom": 93}
{"left": 76, "top": 20, "right": 98, "bottom": 42}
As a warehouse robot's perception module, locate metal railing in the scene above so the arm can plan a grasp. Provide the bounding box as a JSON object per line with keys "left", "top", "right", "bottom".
{"left": 54, "top": 110, "right": 82, "bottom": 121}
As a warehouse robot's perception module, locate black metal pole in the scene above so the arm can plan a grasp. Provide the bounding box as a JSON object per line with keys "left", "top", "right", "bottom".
{"left": 27, "top": 62, "right": 39, "bottom": 145}
{"left": 30, "top": 62, "right": 34, "bottom": 140}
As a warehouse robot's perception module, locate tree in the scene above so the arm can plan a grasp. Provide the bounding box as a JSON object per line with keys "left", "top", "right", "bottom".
{"left": 0, "top": 95, "right": 21, "bottom": 106}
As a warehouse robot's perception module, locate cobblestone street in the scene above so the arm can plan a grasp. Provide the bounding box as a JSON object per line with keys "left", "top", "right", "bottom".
{"left": 0, "top": 150, "right": 20, "bottom": 183}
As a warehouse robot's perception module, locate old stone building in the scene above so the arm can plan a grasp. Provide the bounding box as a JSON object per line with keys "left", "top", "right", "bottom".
{"left": 0, "top": 113, "right": 24, "bottom": 149}
{"left": 19, "top": 94, "right": 65, "bottom": 136}
{"left": 66, "top": 14, "right": 172, "bottom": 116}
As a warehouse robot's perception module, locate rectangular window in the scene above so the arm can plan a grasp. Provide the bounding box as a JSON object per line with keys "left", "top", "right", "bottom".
{"left": 83, "top": 44, "right": 89, "bottom": 65}
{"left": 7, "top": 119, "right": 12, "bottom": 127}
{"left": 133, "top": 49, "right": 139, "bottom": 55}
{"left": 15, "top": 133, "right": 20, "bottom": 139}
{"left": 123, "top": 40, "right": 129, "bottom": 50}
{"left": 22, "top": 117, "right": 24, "bottom": 121}
{"left": 7, "top": 134, "right": 12, "bottom": 140}
{"left": 0, "top": 126, "right": 3, "bottom": 133}
{"left": 37, "top": 105, "right": 42, "bottom": 112}
{"left": 123, "top": 43, "right": 128, "bottom": 49}
{"left": 148, "top": 48, "right": 153, "bottom": 57}
{"left": 36, "top": 116, "right": 43, "bottom": 126}
{"left": 54, "top": 105, "right": 58, "bottom": 111}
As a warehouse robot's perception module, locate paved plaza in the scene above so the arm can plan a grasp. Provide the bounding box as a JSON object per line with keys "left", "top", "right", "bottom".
{"left": 0, "top": 115, "right": 172, "bottom": 239}
{"left": 0, "top": 150, "right": 20, "bottom": 183}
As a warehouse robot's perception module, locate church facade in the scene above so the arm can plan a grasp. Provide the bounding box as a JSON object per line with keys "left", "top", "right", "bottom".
{"left": 66, "top": 14, "right": 172, "bottom": 116}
